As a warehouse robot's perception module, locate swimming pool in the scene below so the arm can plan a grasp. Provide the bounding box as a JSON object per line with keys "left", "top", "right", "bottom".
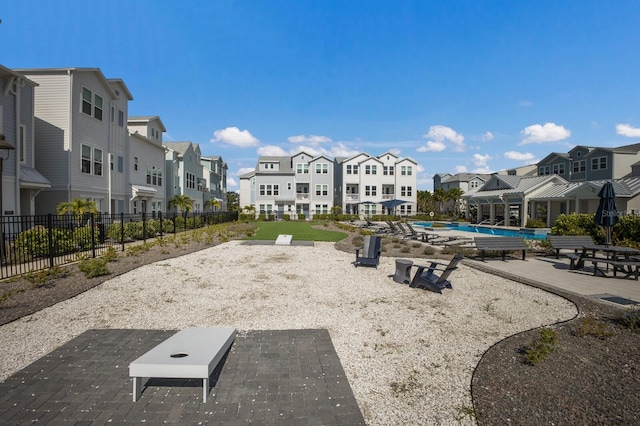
{"left": 413, "top": 222, "right": 549, "bottom": 240}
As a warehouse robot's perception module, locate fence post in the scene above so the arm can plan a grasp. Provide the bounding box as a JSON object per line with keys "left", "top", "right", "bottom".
{"left": 47, "top": 213, "right": 55, "bottom": 268}
{"left": 142, "top": 212, "right": 147, "bottom": 243}
{"left": 90, "top": 214, "right": 96, "bottom": 258}
{"left": 120, "top": 213, "right": 125, "bottom": 252}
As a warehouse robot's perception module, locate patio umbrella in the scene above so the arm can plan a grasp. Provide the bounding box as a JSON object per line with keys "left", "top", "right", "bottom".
{"left": 594, "top": 181, "right": 619, "bottom": 245}
{"left": 380, "top": 199, "right": 408, "bottom": 215}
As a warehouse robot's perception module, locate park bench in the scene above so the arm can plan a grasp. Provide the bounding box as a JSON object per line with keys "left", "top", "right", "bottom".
{"left": 474, "top": 237, "right": 529, "bottom": 261}
{"left": 548, "top": 235, "right": 595, "bottom": 259}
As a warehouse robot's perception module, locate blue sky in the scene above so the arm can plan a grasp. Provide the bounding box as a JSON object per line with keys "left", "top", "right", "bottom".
{"left": 3, "top": 1, "right": 640, "bottom": 190}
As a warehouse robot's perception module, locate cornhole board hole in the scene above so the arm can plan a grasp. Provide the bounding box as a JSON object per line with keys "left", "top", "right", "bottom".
{"left": 129, "top": 327, "right": 236, "bottom": 403}
{"left": 275, "top": 234, "right": 293, "bottom": 245}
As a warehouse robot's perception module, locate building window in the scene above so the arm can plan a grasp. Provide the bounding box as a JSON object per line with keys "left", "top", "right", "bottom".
{"left": 186, "top": 172, "right": 195, "bottom": 189}
{"left": 117, "top": 156, "right": 124, "bottom": 173}
{"left": 591, "top": 156, "right": 607, "bottom": 170}
{"left": 134, "top": 157, "right": 138, "bottom": 171}
{"left": 365, "top": 185, "right": 377, "bottom": 196}
{"left": 81, "top": 87, "right": 103, "bottom": 120}
{"left": 315, "top": 163, "right": 328, "bottom": 174}
{"left": 287, "top": 182, "right": 292, "bottom": 190}
{"left": 81, "top": 144, "right": 102, "bottom": 175}
{"left": 572, "top": 160, "right": 586, "bottom": 173}
{"left": 315, "top": 184, "right": 328, "bottom": 196}
{"left": 111, "top": 106, "right": 115, "bottom": 123}
{"left": 110, "top": 154, "right": 114, "bottom": 170}
{"left": 296, "top": 163, "right": 309, "bottom": 174}
{"left": 346, "top": 165, "right": 352, "bottom": 174}
{"left": 538, "top": 166, "right": 550, "bottom": 175}
{"left": 315, "top": 204, "right": 329, "bottom": 214}
{"left": 259, "top": 184, "right": 265, "bottom": 196}
{"left": 552, "top": 163, "right": 565, "bottom": 175}
{"left": 273, "top": 185, "right": 279, "bottom": 196}
{"left": 365, "top": 165, "right": 377, "bottom": 175}
{"left": 118, "top": 110, "right": 124, "bottom": 127}
{"left": 383, "top": 166, "right": 394, "bottom": 176}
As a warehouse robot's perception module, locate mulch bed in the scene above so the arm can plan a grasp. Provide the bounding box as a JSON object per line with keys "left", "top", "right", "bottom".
{"left": 2, "top": 224, "right": 640, "bottom": 424}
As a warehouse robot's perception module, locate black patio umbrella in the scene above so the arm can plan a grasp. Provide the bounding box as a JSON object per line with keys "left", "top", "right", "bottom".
{"left": 594, "top": 181, "right": 619, "bottom": 245}
{"left": 380, "top": 199, "right": 408, "bottom": 215}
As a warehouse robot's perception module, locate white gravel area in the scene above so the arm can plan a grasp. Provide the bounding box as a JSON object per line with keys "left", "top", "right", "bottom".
{"left": 0, "top": 241, "right": 577, "bottom": 425}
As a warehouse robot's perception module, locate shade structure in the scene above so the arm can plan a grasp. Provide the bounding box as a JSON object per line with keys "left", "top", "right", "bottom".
{"left": 594, "top": 181, "right": 619, "bottom": 245}
{"left": 380, "top": 199, "right": 408, "bottom": 215}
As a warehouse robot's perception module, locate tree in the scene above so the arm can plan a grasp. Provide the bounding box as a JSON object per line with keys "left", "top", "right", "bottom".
{"left": 433, "top": 188, "right": 447, "bottom": 214}
{"left": 205, "top": 198, "right": 221, "bottom": 212}
{"left": 447, "top": 187, "right": 465, "bottom": 217}
{"left": 56, "top": 199, "right": 99, "bottom": 216}
{"left": 416, "top": 190, "right": 433, "bottom": 213}
{"left": 226, "top": 191, "right": 240, "bottom": 211}
{"left": 168, "top": 194, "right": 194, "bottom": 214}
{"left": 331, "top": 205, "right": 342, "bottom": 217}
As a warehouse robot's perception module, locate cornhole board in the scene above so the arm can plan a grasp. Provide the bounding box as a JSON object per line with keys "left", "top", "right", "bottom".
{"left": 275, "top": 234, "right": 293, "bottom": 245}
{"left": 129, "top": 327, "right": 236, "bottom": 403}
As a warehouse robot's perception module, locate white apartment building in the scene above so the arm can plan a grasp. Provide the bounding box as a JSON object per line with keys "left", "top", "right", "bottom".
{"left": 336, "top": 152, "right": 418, "bottom": 216}
{"left": 128, "top": 116, "right": 167, "bottom": 214}
{"left": 163, "top": 142, "right": 205, "bottom": 212}
{"left": 240, "top": 151, "right": 418, "bottom": 218}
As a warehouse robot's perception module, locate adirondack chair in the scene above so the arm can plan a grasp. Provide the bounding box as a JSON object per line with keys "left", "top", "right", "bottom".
{"left": 354, "top": 235, "right": 382, "bottom": 268}
{"left": 409, "top": 254, "right": 464, "bottom": 293}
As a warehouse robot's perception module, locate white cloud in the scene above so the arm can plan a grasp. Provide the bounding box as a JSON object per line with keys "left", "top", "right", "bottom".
{"left": 455, "top": 165, "right": 468, "bottom": 173}
{"left": 504, "top": 151, "right": 536, "bottom": 162}
{"left": 416, "top": 164, "right": 425, "bottom": 173}
{"left": 211, "top": 127, "right": 259, "bottom": 147}
{"left": 481, "top": 131, "right": 493, "bottom": 142}
{"left": 256, "top": 145, "right": 288, "bottom": 156}
{"left": 388, "top": 148, "right": 402, "bottom": 156}
{"left": 518, "top": 100, "right": 533, "bottom": 107}
{"left": 226, "top": 177, "right": 238, "bottom": 188}
{"left": 236, "top": 167, "right": 254, "bottom": 176}
{"left": 421, "top": 125, "right": 466, "bottom": 152}
{"left": 616, "top": 123, "right": 640, "bottom": 138}
{"left": 473, "top": 153, "right": 491, "bottom": 168}
{"left": 519, "top": 122, "right": 571, "bottom": 144}
{"left": 288, "top": 134, "right": 333, "bottom": 144}
{"left": 417, "top": 141, "right": 447, "bottom": 152}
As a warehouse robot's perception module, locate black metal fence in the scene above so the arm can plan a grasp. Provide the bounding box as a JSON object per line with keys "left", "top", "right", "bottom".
{"left": 0, "top": 210, "right": 238, "bottom": 279}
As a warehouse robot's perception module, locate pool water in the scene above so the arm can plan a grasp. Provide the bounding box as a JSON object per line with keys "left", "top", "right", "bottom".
{"left": 413, "top": 222, "right": 549, "bottom": 240}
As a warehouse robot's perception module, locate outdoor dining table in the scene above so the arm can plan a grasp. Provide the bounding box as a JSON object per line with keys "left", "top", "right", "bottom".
{"left": 578, "top": 244, "right": 640, "bottom": 278}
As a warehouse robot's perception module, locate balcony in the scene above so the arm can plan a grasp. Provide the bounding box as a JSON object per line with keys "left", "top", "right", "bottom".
{"left": 296, "top": 193, "right": 309, "bottom": 201}
{"left": 346, "top": 194, "right": 360, "bottom": 202}
{"left": 382, "top": 193, "right": 395, "bottom": 200}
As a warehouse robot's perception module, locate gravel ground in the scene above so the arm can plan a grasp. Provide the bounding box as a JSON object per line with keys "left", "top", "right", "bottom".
{"left": 0, "top": 239, "right": 576, "bottom": 425}
{"left": 2, "top": 224, "right": 640, "bottom": 425}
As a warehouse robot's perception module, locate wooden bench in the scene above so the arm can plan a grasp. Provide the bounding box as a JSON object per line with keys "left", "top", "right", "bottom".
{"left": 548, "top": 235, "right": 595, "bottom": 259}
{"left": 474, "top": 237, "right": 529, "bottom": 261}
{"left": 129, "top": 327, "right": 236, "bottom": 402}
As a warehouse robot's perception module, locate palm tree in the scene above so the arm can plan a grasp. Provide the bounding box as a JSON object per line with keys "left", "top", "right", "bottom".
{"left": 243, "top": 205, "right": 256, "bottom": 219}
{"left": 168, "top": 194, "right": 194, "bottom": 214}
{"left": 447, "top": 187, "right": 465, "bottom": 217}
{"left": 416, "top": 190, "right": 433, "bottom": 214}
{"left": 56, "top": 198, "right": 99, "bottom": 216}
{"left": 205, "top": 198, "right": 221, "bottom": 212}
{"left": 433, "top": 188, "right": 447, "bottom": 214}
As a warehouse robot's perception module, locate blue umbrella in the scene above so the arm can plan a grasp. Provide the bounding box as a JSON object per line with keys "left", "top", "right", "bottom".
{"left": 594, "top": 181, "right": 619, "bottom": 245}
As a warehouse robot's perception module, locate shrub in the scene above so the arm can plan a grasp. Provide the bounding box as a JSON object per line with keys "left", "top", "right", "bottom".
{"left": 78, "top": 258, "right": 110, "bottom": 278}
{"left": 524, "top": 327, "right": 559, "bottom": 365}
{"left": 572, "top": 316, "right": 615, "bottom": 339}
{"left": 617, "top": 311, "right": 640, "bottom": 331}
{"left": 525, "top": 218, "right": 547, "bottom": 228}
{"left": 298, "top": 214, "right": 306, "bottom": 220}
{"left": 14, "top": 227, "right": 75, "bottom": 258}
{"left": 103, "top": 246, "right": 119, "bottom": 262}
{"left": 283, "top": 214, "right": 291, "bottom": 221}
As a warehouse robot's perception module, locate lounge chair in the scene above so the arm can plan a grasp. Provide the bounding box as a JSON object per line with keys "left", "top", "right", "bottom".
{"left": 354, "top": 235, "right": 382, "bottom": 268}
{"left": 409, "top": 254, "right": 464, "bottom": 293}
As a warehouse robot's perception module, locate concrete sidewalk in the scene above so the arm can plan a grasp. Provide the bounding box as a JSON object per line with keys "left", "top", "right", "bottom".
{"left": 464, "top": 253, "right": 640, "bottom": 307}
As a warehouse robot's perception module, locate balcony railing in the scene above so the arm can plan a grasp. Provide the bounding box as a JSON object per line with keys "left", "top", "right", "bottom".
{"left": 346, "top": 194, "right": 360, "bottom": 202}
{"left": 382, "top": 194, "right": 395, "bottom": 200}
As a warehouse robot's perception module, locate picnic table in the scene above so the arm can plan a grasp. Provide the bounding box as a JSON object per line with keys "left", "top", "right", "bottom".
{"left": 571, "top": 244, "right": 640, "bottom": 280}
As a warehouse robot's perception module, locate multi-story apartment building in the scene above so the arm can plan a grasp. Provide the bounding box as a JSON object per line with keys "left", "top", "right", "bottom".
{"left": 0, "top": 65, "right": 51, "bottom": 217}
{"left": 335, "top": 152, "right": 418, "bottom": 216}
{"left": 17, "top": 67, "right": 132, "bottom": 214}
{"left": 128, "top": 116, "right": 167, "bottom": 214}
{"left": 164, "top": 142, "right": 205, "bottom": 212}
{"left": 201, "top": 155, "right": 228, "bottom": 211}
{"left": 240, "top": 151, "right": 417, "bottom": 218}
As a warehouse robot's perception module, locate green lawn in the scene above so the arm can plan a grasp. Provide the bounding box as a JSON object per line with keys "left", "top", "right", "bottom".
{"left": 245, "top": 221, "right": 348, "bottom": 242}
